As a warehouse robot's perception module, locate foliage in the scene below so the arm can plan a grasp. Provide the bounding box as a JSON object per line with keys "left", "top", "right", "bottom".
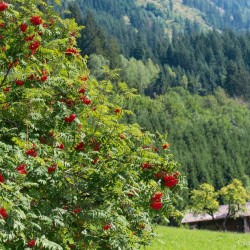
{"left": 87, "top": 54, "right": 110, "bottom": 80}
{"left": 220, "top": 179, "right": 249, "bottom": 218}
{"left": 117, "top": 55, "right": 160, "bottom": 94}
{"left": 189, "top": 183, "right": 219, "bottom": 218}
{"left": 0, "top": 1, "right": 183, "bottom": 249}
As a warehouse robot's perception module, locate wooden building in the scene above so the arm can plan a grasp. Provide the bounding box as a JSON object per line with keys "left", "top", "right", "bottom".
{"left": 182, "top": 202, "right": 250, "bottom": 233}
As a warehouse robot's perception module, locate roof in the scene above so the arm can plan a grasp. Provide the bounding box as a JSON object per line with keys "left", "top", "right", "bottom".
{"left": 182, "top": 202, "right": 250, "bottom": 224}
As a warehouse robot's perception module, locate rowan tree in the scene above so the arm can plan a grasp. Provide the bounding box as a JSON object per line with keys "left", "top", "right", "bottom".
{"left": 0, "top": 1, "right": 183, "bottom": 249}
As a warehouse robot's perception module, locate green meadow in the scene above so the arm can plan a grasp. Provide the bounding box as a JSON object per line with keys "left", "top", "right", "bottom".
{"left": 144, "top": 226, "right": 250, "bottom": 250}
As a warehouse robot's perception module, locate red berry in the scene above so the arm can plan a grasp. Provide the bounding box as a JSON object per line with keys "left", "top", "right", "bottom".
{"left": 151, "top": 192, "right": 163, "bottom": 202}
{"left": 163, "top": 175, "right": 178, "bottom": 188}
{"left": 141, "top": 162, "right": 152, "bottom": 170}
{"left": 150, "top": 201, "right": 163, "bottom": 210}
{"left": 26, "top": 148, "right": 38, "bottom": 157}
{"left": 20, "top": 23, "right": 28, "bottom": 32}
{"left": 73, "top": 208, "right": 81, "bottom": 214}
{"left": 81, "top": 96, "right": 91, "bottom": 105}
{"left": 162, "top": 143, "right": 170, "bottom": 149}
{"left": 64, "top": 114, "right": 76, "bottom": 123}
{"left": 0, "top": 173, "right": 4, "bottom": 183}
{"left": 40, "top": 75, "right": 48, "bottom": 82}
{"left": 25, "top": 34, "right": 35, "bottom": 41}
{"left": 48, "top": 164, "right": 57, "bottom": 173}
{"left": 0, "top": 207, "right": 7, "bottom": 219}
{"left": 103, "top": 224, "right": 111, "bottom": 230}
{"left": 27, "top": 239, "right": 36, "bottom": 247}
{"left": 15, "top": 79, "right": 25, "bottom": 86}
{"left": 3, "top": 86, "right": 10, "bottom": 92}
{"left": 74, "top": 142, "right": 84, "bottom": 151}
{"left": 0, "top": 2, "right": 8, "bottom": 11}
{"left": 65, "top": 48, "right": 78, "bottom": 56}
{"left": 114, "top": 108, "right": 122, "bottom": 114}
{"left": 57, "top": 144, "right": 65, "bottom": 150}
{"left": 30, "top": 16, "right": 43, "bottom": 26}
{"left": 92, "top": 158, "right": 99, "bottom": 165}
{"left": 16, "top": 164, "right": 27, "bottom": 175}
{"left": 79, "top": 87, "right": 86, "bottom": 94}
{"left": 29, "top": 41, "right": 40, "bottom": 53}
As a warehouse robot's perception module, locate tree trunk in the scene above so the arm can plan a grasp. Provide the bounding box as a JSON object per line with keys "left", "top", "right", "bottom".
{"left": 211, "top": 214, "right": 220, "bottom": 230}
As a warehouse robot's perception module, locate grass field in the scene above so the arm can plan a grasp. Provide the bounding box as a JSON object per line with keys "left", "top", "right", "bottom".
{"left": 143, "top": 226, "right": 250, "bottom": 250}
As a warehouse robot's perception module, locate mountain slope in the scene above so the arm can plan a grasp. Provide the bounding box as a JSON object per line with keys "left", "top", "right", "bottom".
{"left": 182, "top": 0, "right": 250, "bottom": 30}
{"left": 137, "top": 0, "right": 250, "bottom": 32}
{"left": 136, "top": 0, "right": 211, "bottom": 38}
{"left": 62, "top": 0, "right": 250, "bottom": 57}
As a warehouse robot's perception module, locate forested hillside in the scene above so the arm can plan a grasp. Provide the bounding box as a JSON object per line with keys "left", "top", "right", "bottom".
{"left": 62, "top": 1, "right": 250, "bottom": 100}
{"left": 62, "top": 0, "right": 168, "bottom": 60}
{"left": 60, "top": 0, "right": 250, "bottom": 196}
{"left": 123, "top": 88, "right": 250, "bottom": 191}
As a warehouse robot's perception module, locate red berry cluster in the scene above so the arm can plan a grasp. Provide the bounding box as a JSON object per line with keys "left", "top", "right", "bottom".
{"left": 103, "top": 224, "right": 111, "bottom": 230}
{"left": 30, "top": 16, "right": 43, "bottom": 26}
{"left": 90, "top": 138, "right": 101, "bottom": 151}
{"left": 20, "top": 23, "right": 28, "bottom": 32}
{"left": 80, "top": 96, "right": 91, "bottom": 105}
{"left": 0, "top": 1, "right": 8, "bottom": 11}
{"left": 15, "top": 79, "right": 25, "bottom": 86}
{"left": 141, "top": 162, "right": 152, "bottom": 170}
{"left": 29, "top": 40, "right": 40, "bottom": 54}
{"left": 27, "top": 239, "right": 36, "bottom": 248}
{"left": 48, "top": 163, "right": 57, "bottom": 174}
{"left": 74, "top": 142, "right": 84, "bottom": 151}
{"left": 150, "top": 192, "right": 163, "bottom": 210}
{"left": 114, "top": 108, "right": 122, "bottom": 114}
{"left": 0, "top": 173, "right": 4, "bottom": 183}
{"left": 0, "top": 207, "right": 7, "bottom": 219}
{"left": 65, "top": 47, "right": 79, "bottom": 56}
{"left": 162, "top": 143, "right": 170, "bottom": 149}
{"left": 40, "top": 69, "right": 48, "bottom": 82}
{"left": 64, "top": 114, "right": 76, "bottom": 123}
{"left": 16, "top": 164, "right": 27, "bottom": 175}
{"left": 163, "top": 174, "right": 179, "bottom": 187}
{"left": 26, "top": 144, "right": 38, "bottom": 157}
{"left": 73, "top": 208, "right": 81, "bottom": 214}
